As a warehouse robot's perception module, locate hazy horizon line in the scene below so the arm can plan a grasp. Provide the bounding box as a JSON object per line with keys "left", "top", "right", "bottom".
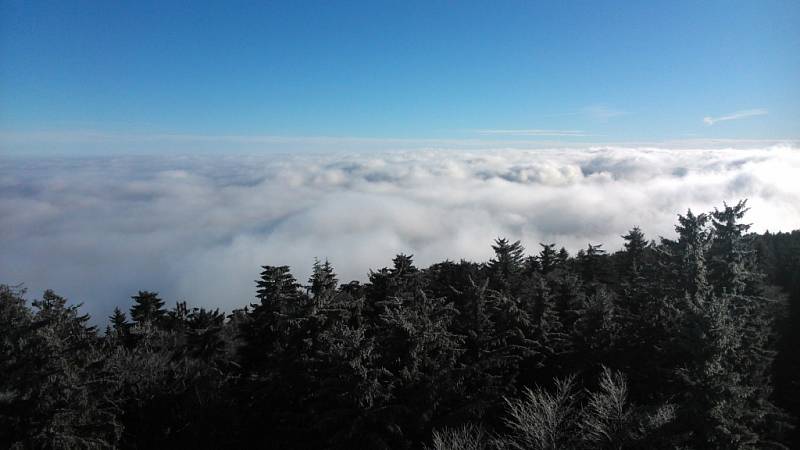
{"left": 2, "top": 129, "right": 798, "bottom": 157}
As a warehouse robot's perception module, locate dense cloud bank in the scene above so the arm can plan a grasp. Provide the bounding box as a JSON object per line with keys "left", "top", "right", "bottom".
{"left": 1, "top": 146, "right": 798, "bottom": 317}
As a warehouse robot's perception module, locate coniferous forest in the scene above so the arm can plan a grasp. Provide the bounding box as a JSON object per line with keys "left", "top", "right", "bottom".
{"left": 3, "top": 200, "right": 800, "bottom": 449}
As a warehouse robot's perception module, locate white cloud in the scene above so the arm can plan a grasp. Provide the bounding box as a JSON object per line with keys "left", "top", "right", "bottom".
{"left": 1, "top": 145, "right": 798, "bottom": 321}
{"left": 540, "top": 105, "right": 628, "bottom": 121}
{"left": 581, "top": 105, "right": 628, "bottom": 120}
{"left": 703, "top": 109, "right": 768, "bottom": 126}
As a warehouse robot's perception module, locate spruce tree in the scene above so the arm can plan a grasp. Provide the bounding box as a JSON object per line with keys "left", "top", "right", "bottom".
{"left": 669, "top": 205, "right": 785, "bottom": 448}
{"left": 163, "top": 300, "right": 190, "bottom": 333}
{"left": 487, "top": 238, "right": 525, "bottom": 293}
{"left": 109, "top": 306, "right": 130, "bottom": 334}
{"left": 364, "top": 254, "right": 422, "bottom": 326}
{"left": 557, "top": 247, "right": 570, "bottom": 267}
{"left": 519, "top": 273, "right": 569, "bottom": 385}
{"left": 242, "top": 265, "right": 309, "bottom": 371}
{"left": 450, "top": 276, "right": 519, "bottom": 420}
{"left": 309, "top": 258, "right": 338, "bottom": 299}
{"left": 0, "top": 285, "right": 39, "bottom": 447}
{"left": 239, "top": 265, "right": 321, "bottom": 447}
{"left": 573, "top": 287, "right": 619, "bottom": 370}
{"left": 130, "top": 290, "right": 166, "bottom": 325}
{"left": 185, "top": 307, "right": 226, "bottom": 361}
{"left": 1, "top": 288, "right": 121, "bottom": 448}
{"left": 538, "top": 243, "right": 558, "bottom": 274}
{"left": 578, "top": 243, "right": 608, "bottom": 288}
{"left": 373, "top": 288, "right": 462, "bottom": 448}
{"left": 671, "top": 209, "right": 712, "bottom": 297}
{"left": 709, "top": 200, "right": 759, "bottom": 295}
{"left": 621, "top": 226, "right": 647, "bottom": 277}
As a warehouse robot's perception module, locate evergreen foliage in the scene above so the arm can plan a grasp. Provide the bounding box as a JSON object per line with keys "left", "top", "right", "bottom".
{"left": 129, "top": 291, "right": 166, "bottom": 326}
{"left": 0, "top": 201, "right": 797, "bottom": 448}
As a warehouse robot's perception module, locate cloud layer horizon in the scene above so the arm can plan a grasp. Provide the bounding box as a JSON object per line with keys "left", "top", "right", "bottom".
{"left": 2, "top": 145, "right": 798, "bottom": 319}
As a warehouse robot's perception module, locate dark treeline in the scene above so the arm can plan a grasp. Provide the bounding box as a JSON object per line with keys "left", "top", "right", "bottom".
{"left": 2, "top": 200, "right": 799, "bottom": 449}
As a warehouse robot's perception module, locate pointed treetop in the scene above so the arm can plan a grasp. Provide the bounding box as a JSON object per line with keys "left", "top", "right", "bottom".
{"left": 130, "top": 290, "right": 166, "bottom": 325}
{"left": 309, "top": 258, "right": 338, "bottom": 297}
{"left": 539, "top": 243, "right": 558, "bottom": 274}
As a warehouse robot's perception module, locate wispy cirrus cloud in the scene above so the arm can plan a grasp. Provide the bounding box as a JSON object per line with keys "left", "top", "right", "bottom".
{"left": 581, "top": 105, "right": 628, "bottom": 120}
{"left": 473, "top": 129, "right": 589, "bottom": 137}
{"left": 703, "top": 109, "right": 768, "bottom": 126}
{"left": 541, "top": 105, "right": 628, "bottom": 121}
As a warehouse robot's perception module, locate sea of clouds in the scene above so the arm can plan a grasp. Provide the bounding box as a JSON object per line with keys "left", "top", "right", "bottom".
{"left": 2, "top": 145, "right": 799, "bottom": 319}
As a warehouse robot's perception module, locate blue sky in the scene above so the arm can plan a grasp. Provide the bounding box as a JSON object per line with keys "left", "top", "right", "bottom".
{"left": 1, "top": 0, "right": 799, "bottom": 152}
